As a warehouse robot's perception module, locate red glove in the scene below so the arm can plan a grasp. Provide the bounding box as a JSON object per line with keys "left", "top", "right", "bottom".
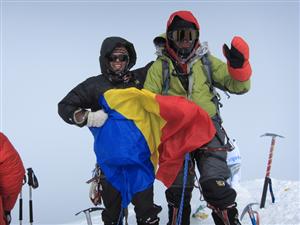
{"left": 223, "top": 36, "right": 252, "bottom": 81}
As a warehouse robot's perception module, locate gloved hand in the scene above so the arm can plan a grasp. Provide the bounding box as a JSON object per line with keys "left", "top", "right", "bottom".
{"left": 73, "top": 109, "right": 89, "bottom": 127}
{"left": 89, "top": 180, "right": 102, "bottom": 206}
{"left": 87, "top": 110, "right": 108, "bottom": 127}
{"left": 223, "top": 36, "right": 252, "bottom": 81}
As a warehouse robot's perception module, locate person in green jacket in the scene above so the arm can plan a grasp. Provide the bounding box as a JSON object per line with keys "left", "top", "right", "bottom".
{"left": 144, "top": 10, "right": 252, "bottom": 225}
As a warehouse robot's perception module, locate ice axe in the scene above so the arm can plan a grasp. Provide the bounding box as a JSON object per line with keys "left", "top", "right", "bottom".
{"left": 260, "top": 133, "right": 284, "bottom": 208}
{"left": 240, "top": 203, "right": 260, "bottom": 225}
{"left": 75, "top": 207, "right": 104, "bottom": 225}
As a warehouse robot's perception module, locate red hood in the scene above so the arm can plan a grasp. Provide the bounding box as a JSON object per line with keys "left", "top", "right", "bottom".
{"left": 165, "top": 11, "right": 200, "bottom": 71}
{"left": 166, "top": 10, "right": 200, "bottom": 30}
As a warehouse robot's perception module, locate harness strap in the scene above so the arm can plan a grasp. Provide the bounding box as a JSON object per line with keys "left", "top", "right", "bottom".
{"left": 208, "top": 203, "right": 236, "bottom": 225}
{"left": 171, "top": 207, "right": 178, "bottom": 225}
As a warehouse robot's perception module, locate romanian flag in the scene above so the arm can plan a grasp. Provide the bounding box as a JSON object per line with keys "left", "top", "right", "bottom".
{"left": 89, "top": 88, "right": 215, "bottom": 207}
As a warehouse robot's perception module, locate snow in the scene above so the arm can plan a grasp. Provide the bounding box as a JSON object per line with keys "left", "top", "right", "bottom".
{"left": 13, "top": 178, "right": 299, "bottom": 225}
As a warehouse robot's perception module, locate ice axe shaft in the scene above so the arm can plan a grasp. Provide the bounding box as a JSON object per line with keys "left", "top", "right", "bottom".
{"left": 259, "top": 133, "right": 284, "bottom": 208}
{"left": 84, "top": 211, "right": 92, "bottom": 225}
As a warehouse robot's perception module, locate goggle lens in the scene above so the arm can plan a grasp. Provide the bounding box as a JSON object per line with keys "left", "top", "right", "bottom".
{"left": 109, "top": 54, "right": 129, "bottom": 62}
{"left": 168, "top": 29, "right": 199, "bottom": 42}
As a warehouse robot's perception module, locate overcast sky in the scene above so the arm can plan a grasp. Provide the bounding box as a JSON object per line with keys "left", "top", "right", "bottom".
{"left": 1, "top": 1, "right": 299, "bottom": 224}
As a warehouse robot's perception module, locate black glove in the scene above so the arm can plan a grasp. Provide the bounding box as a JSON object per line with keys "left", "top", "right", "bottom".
{"left": 223, "top": 44, "right": 244, "bottom": 68}
{"left": 4, "top": 211, "right": 11, "bottom": 225}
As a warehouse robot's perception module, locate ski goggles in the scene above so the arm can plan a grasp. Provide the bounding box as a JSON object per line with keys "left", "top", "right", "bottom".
{"left": 168, "top": 29, "right": 199, "bottom": 42}
{"left": 108, "top": 54, "right": 129, "bottom": 62}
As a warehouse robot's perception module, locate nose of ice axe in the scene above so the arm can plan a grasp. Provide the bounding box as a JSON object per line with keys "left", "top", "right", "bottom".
{"left": 260, "top": 133, "right": 284, "bottom": 138}
{"left": 240, "top": 203, "right": 258, "bottom": 220}
{"left": 240, "top": 203, "right": 260, "bottom": 225}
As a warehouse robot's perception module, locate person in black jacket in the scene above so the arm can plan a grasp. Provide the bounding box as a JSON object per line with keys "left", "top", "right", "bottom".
{"left": 58, "top": 36, "right": 160, "bottom": 225}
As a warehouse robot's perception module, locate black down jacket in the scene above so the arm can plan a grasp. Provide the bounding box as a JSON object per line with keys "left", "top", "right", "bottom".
{"left": 58, "top": 36, "right": 152, "bottom": 126}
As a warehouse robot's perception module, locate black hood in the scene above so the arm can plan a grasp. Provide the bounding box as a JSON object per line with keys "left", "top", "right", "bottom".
{"left": 99, "top": 36, "right": 137, "bottom": 74}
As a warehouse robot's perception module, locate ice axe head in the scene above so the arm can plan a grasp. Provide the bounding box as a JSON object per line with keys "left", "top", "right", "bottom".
{"left": 260, "top": 133, "right": 284, "bottom": 139}
{"left": 240, "top": 203, "right": 259, "bottom": 221}
{"left": 75, "top": 207, "right": 104, "bottom": 225}
{"left": 75, "top": 207, "right": 104, "bottom": 216}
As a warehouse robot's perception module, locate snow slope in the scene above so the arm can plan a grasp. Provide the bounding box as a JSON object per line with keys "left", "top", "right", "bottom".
{"left": 12, "top": 179, "right": 300, "bottom": 225}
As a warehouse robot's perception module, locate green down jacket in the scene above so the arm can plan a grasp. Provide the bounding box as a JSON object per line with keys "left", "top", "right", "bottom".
{"left": 144, "top": 52, "right": 250, "bottom": 117}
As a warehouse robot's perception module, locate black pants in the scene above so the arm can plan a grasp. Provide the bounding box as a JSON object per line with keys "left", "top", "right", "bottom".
{"left": 165, "top": 117, "right": 238, "bottom": 225}
{"left": 100, "top": 176, "right": 160, "bottom": 225}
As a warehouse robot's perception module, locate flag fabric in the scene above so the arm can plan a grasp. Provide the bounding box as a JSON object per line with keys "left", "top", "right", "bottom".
{"left": 89, "top": 88, "right": 215, "bottom": 207}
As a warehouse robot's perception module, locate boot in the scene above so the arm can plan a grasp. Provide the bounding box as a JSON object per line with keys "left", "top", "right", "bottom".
{"left": 136, "top": 204, "right": 161, "bottom": 225}
{"left": 137, "top": 216, "right": 159, "bottom": 225}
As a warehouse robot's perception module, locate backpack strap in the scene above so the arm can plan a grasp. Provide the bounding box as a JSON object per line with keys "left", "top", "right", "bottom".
{"left": 201, "top": 54, "right": 234, "bottom": 151}
{"left": 161, "top": 59, "right": 193, "bottom": 98}
{"left": 161, "top": 59, "right": 170, "bottom": 95}
{"left": 201, "top": 54, "right": 223, "bottom": 120}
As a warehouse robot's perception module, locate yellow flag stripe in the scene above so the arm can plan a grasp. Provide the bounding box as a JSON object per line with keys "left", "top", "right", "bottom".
{"left": 103, "top": 88, "right": 166, "bottom": 170}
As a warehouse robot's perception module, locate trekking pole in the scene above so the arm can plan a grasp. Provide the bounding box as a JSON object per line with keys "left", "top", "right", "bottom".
{"left": 75, "top": 207, "right": 104, "bottom": 225}
{"left": 27, "top": 168, "right": 39, "bottom": 225}
{"left": 19, "top": 175, "right": 27, "bottom": 225}
{"left": 259, "top": 133, "right": 284, "bottom": 208}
